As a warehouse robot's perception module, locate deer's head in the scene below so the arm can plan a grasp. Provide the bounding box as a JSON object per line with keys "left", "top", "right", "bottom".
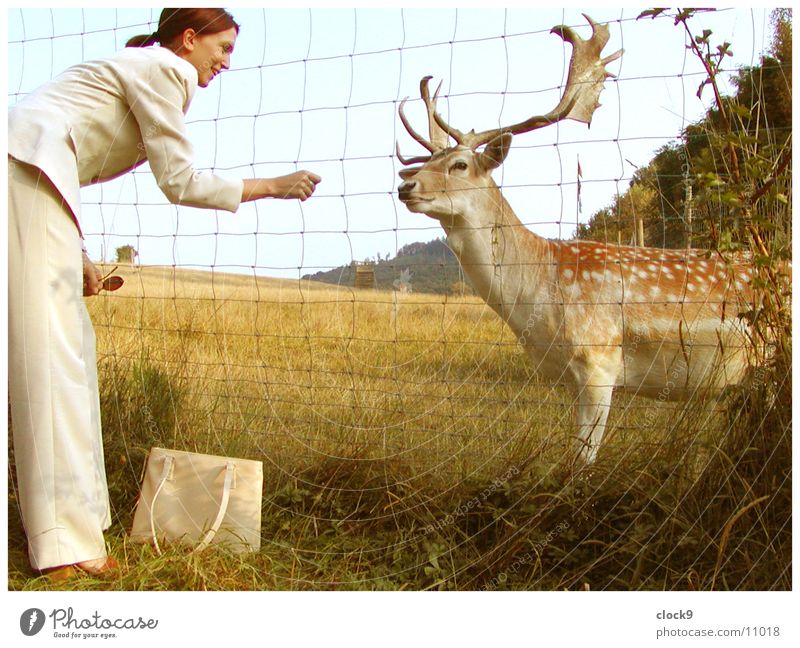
{"left": 397, "top": 14, "right": 622, "bottom": 226}
{"left": 397, "top": 130, "right": 512, "bottom": 225}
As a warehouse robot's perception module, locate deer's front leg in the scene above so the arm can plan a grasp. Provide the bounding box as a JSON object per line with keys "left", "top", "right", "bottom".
{"left": 573, "top": 379, "right": 615, "bottom": 464}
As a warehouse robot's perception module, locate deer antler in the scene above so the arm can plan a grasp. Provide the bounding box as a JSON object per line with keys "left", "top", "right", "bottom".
{"left": 546, "top": 15, "right": 623, "bottom": 126}
{"left": 397, "top": 76, "right": 453, "bottom": 165}
{"left": 421, "top": 76, "right": 450, "bottom": 150}
{"left": 398, "top": 14, "right": 622, "bottom": 161}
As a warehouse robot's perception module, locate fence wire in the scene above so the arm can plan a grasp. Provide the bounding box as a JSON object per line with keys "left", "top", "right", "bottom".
{"left": 8, "top": 8, "right": 794, "bottom": 595}
{"left": 7, "top": 6, "right": 786, "bottom": 558}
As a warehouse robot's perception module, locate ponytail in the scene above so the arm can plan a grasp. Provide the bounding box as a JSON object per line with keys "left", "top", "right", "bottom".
{"left": 126, "top": 32, "right": 160, "bottom": 48}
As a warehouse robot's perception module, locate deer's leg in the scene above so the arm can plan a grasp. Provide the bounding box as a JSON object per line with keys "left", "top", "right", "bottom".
{"left": 574, "top": 380, "right": 615, "bottom": 464}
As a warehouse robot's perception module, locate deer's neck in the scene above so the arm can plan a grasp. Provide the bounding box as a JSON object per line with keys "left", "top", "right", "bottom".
{"left": 443, "top": 188, "right": 552, "bottom": 319}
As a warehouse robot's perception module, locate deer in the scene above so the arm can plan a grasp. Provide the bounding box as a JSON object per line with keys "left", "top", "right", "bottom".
{"left": 396, "top": 14, "right": 758, "bottom": 465}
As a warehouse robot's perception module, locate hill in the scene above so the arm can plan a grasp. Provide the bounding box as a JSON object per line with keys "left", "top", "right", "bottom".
{"left": 301, "top": 237, "right": 472, "bottom": 295}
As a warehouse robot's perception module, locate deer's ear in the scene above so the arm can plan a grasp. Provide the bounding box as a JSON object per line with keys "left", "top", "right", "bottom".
{"left": 478, "top": 133, "right": 512, "bottom": 171}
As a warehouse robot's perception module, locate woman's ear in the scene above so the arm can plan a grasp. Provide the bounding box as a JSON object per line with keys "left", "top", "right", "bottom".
{"left": 180, "top": 28, "right": 198, "bottom": 52}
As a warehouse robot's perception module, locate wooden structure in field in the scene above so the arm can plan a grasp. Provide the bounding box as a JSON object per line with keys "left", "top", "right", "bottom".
{"left": 353, "top": 262, "right": 376, "bottom": 289}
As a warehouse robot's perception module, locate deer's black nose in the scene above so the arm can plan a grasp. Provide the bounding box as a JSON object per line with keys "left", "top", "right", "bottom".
{"left": 398, "top": 180, "right": 416, "bottom": 202}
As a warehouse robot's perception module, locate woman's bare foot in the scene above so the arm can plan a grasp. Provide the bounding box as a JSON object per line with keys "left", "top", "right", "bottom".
{"left": 42, "top": 556, "right": 119, "bottom": 581}
{"left": 76, "top": 556, "right": 119, "bottom": 575}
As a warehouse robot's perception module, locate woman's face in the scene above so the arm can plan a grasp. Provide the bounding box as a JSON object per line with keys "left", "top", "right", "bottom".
{"left": 178, "top": 27, "right": 238, "bottom": 87}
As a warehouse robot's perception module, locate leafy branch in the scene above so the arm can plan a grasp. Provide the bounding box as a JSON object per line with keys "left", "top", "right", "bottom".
{"left": 638, "top": 7, "right": 791, "bottom": 357}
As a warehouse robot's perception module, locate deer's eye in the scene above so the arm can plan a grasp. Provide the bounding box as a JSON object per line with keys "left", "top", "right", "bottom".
{"left": 449, "top": 161, "right": 469, "bottom": 173}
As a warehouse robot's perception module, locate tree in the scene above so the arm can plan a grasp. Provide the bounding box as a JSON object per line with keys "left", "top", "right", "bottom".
{"left": 578, "top": 9, "right": 791, "bottom": 252}
{"left": 577, "top": 184, "right": 661, "bottom": 246}
{"left": 115, "top": 245, "right": 137, "bottom": 264}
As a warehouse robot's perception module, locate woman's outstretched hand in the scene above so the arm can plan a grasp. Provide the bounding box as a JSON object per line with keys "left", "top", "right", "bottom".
{"left": 242, "top": 171, "right": 322, "bottom": 203}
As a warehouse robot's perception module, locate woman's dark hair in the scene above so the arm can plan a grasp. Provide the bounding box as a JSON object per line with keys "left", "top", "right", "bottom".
{"left": 126, "top": 8, "right": 239, "bottom": 48}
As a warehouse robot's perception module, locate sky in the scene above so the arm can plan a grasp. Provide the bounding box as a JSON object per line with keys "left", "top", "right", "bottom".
{"left": 7, "top": 6, "right": 775, "bottom": 279}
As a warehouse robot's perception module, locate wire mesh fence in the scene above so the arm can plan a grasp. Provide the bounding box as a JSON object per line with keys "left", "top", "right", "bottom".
{"left": 1, "top": 5, "right": 771, "bottom": 476}
{"left": 7, "top": 8, "right": 791, "bottom": 591}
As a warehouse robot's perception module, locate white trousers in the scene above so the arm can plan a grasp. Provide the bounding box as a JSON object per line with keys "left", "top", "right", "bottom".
{"left": 8, "top": 158, "right": 111, "bottom": 570}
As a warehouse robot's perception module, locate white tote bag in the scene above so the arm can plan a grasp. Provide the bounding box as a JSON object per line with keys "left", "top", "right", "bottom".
{"left": 130, "top": 447, "right": 263, "bottom": 554}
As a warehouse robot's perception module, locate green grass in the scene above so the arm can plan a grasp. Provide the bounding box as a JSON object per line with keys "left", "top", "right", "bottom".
{"left": 7, "top": 266, "right": 791, "bottom": 591}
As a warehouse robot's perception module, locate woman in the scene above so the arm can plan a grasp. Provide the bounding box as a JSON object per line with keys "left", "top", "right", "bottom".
{"left": 7, "top": 8, "right": 321, "bottom": 580}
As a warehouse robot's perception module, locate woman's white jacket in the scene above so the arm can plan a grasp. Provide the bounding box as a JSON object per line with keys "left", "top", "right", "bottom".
{"left": 8, "top": 45, "right": 243, "bottom": 232}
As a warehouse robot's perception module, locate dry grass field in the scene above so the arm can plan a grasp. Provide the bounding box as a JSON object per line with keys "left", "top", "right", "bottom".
{"left": 8, "top": 265, "right": 791, "bottom": 591}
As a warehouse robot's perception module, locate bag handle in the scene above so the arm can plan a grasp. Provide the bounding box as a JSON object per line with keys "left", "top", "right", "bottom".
{"left": 194, "top": 461, "right": 236, "bottom": 552}
{"left": 148, "top": 455, "right": 236, "bottom": 555}
{"left": 149, "top": 454, "right": 174, "bottom": 556}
